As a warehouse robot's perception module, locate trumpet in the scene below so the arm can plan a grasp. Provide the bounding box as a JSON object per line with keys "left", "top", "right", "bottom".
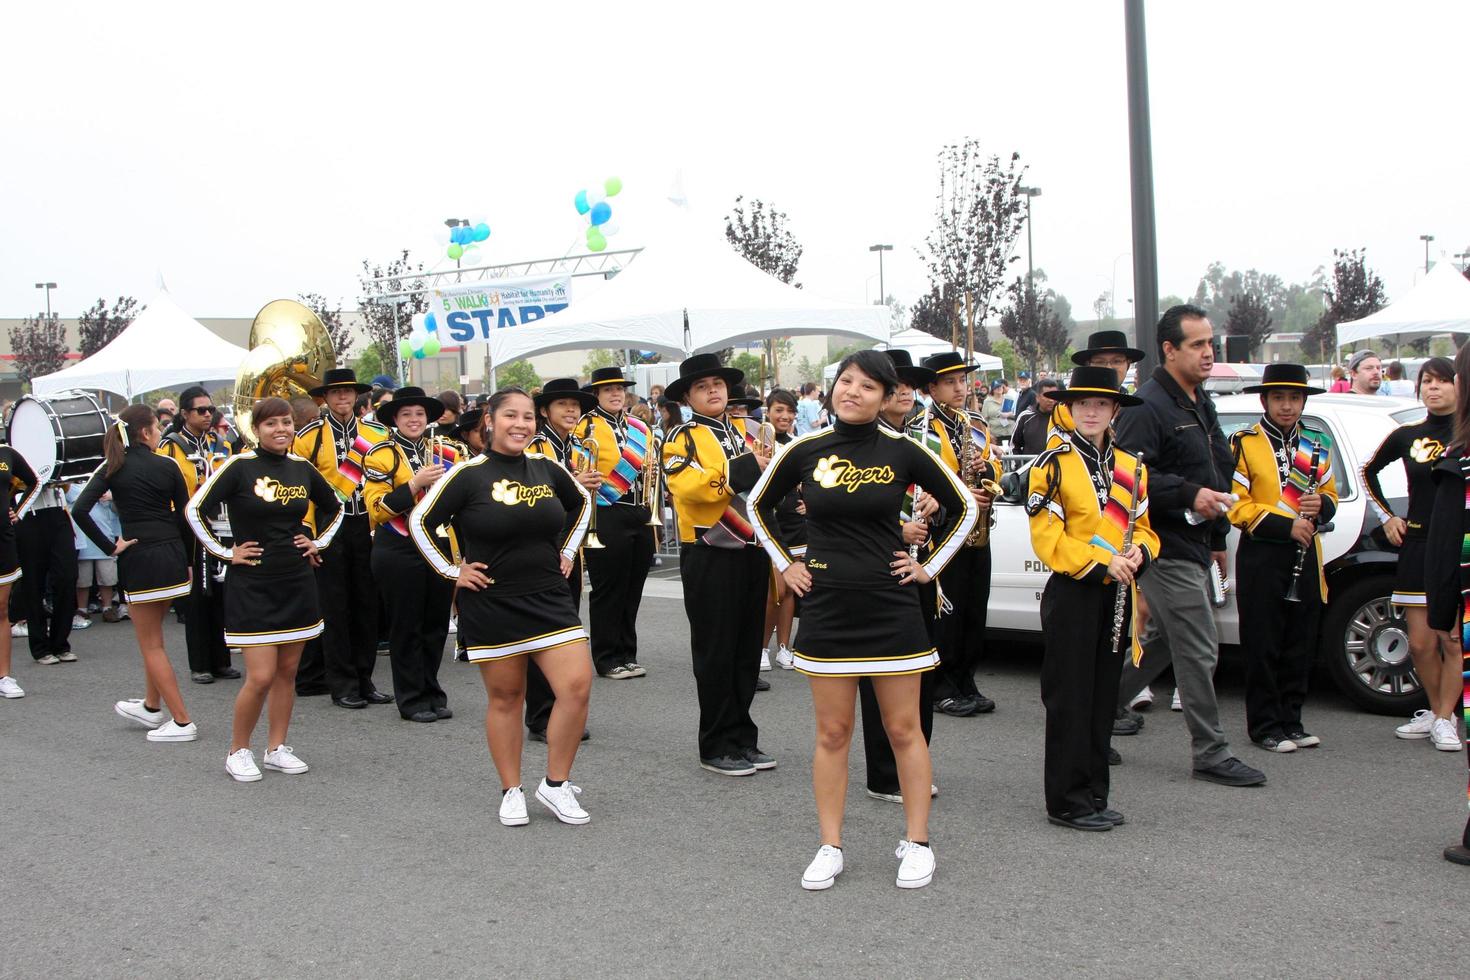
{"left": 571, "top": 433, "right": 606, "bottom": 549}
{"left": 755, "top": 421, "right": 777, "bottom": 460}
{"left": 641, "top": 431, "right": 662, "bottom": 546}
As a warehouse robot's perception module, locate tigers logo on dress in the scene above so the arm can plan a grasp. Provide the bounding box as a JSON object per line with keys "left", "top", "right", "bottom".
{"left": 491, "top": 478, "right": 554, "bottom": 508}
{"left": 811, "top": 455, "right": 895, "bottom": 493}
{"left": 1410, "top": 437, "right": 1445, "bottom": 464}
{"left": 254, "top": 476, "right": 308, "bottom": 504}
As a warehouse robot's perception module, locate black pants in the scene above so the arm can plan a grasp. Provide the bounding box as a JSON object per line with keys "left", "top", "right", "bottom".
{"left": 1236, "top": 539, "right": 1319, "bottom": 742}
{"left": 185, "top": 544, "right": 231, "bottom": 675}
{"left": 311, "top": 514, "right": 380, "bottom": 700}
{"left": 583, "top": 504, "right": 654, "bottom": 674}
{"left": 16, "top": 509, "right": 77, "bottom": 660}
{"left": 1040, "top": 573, "right": 1126, "bottom": 817}
{"left": 681, "top": 544, "right": 766, "bottom": 760}
{"left": 933, "top": 545, "right": 991, "bottom": 702}
{"left": 861, "top": 580, "right": 938, "bottom": 794}
{"left": 374, "top": 537, "right": 454, "bottom": 718}
{"left": 525, "top": 558, "right": 582, "bottom": 734}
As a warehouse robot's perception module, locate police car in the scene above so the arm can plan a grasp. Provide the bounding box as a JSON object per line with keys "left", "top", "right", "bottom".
{"left": 989, "top": 393, "right": 1425, "bottom": 715}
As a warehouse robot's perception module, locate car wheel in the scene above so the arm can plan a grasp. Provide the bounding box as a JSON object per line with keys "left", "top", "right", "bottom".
{"left": 1320, "top": 576, "right": 1425, "bottom": 715}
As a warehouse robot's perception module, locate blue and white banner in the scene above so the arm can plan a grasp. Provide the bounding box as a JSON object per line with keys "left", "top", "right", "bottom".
{"left": 424, "top": 275, "right": 572, "bottom": 343}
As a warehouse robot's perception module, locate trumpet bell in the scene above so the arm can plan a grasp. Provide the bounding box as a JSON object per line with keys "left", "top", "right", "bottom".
{"left": 234, "top": 299, "right": 336, "bottom": 443}
{"left": 584, "top": 531, "right": 607, "bottom": 549}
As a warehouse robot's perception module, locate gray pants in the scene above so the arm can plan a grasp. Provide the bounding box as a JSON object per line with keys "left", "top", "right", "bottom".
{"left": 1116, "top": 557, "right": 1233, "bottom": 769}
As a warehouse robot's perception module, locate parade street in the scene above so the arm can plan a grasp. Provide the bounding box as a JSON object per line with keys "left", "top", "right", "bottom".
{"left": 2, "top": 591, "right": 1462, "bottom": 979}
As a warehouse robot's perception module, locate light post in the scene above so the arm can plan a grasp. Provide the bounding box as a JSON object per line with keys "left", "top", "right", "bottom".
{"left": 1420, "top": 234, "right": 1435, "bottom": 274}
{"left": 868, "top": 244, "right": 893, "bottom": 309}
{"left": 34, "top": 282, "right": 57, "bottom": 319}
{"left": 1124, "top": 0, "right": 1160, "bottom": 371}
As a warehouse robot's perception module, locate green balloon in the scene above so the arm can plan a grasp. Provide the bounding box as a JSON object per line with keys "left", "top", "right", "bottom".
{"left": 604, "top": 176, "right": 623, "bottom": 197}
{"left": 423, "top": 337, "right": 441, "bottom": 357}
{"left": 586, "top": 227, "right": 607, "bottom": 252}
{"left": 447, "top": 243, "right": 464, "bottom": 260}
{"left": 398, "top": 338, "right": 412, "bottom": 359}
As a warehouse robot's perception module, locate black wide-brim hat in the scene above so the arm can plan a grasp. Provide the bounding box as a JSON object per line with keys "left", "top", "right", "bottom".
{"left": 534, "top": 377, "right": 597, "bottom": 413}
{"left": 885, "top": 348, "right": 937, "bottom": 388}
{"left": 664, "top": 353, "right": 745, "bottom": 403}
{"left": 729, "top": 384, "right": 763, "bottom": 410}
{"left": 1072, "top": 329, "right": 1145, "bottom": 366}
{"left": 1242, "top": 363, "right": 1325, "bottom": 395}
{"left": 452, "top": 407, "right": 484, "bottom": 439}
{"left": 920, "top": 351, "right": 980, "bottom": 378}
{"left": 583, "top": 366, "right": 636, "bottom": 391}
{"left": 376, "top": 386, "right": 446, "bottom": 427}
{"left": 309, "top": 367, "right": 372, "bottom": 397}
{"left": 1054, "top": 366, "right": 1143, "bottom": 407}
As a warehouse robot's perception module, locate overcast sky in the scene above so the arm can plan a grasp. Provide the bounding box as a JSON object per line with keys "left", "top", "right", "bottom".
{"left": 4, "top": 0, "right": 1466, "bottom": 329}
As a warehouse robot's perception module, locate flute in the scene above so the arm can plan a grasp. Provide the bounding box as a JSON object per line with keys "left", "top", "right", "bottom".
{"left": 1111, "top": 452, "right": 1145, "bottom": 655}
{"left": 1284, "top": 443, "right": 1323, "bottom": 604}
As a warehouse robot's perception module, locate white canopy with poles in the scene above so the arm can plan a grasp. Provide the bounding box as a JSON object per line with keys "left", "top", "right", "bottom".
{"left": 1336, "top": 258, "right": 1470, "bottom": 351}
{"left": 32, "top": 287, "right": 248, "bottom": 400}
{"left": 823, "top": 327, "right": 1004, "bottom": 382}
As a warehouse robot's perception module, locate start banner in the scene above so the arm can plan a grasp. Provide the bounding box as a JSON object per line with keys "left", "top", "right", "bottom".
{"left": 427, "top": 275, "right": 571, "bottom": 342}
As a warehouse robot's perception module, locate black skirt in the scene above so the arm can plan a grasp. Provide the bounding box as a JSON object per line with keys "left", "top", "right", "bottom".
{"left": 0, "top": 538, "right": 18, "bottom": 586}
{"left": 791, "top": 585, "right": 937, "bottom": 677}
{"left": 1392, "top": 537, "right": 1427, "bottom": 608}
{"left": 456, "top": 586, "right": 586, "bottom": 664}
{"left": 118, "top": 539, "right": 191, "bottom": 604}
{"left": 223, "top": 563, "right": 323, "bottom": 647}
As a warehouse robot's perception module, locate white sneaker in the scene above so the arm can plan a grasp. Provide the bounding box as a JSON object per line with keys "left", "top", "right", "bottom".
{"left": 0, "top": 676, "right": 23, "bottom": 699}
{"left": 147, "top": 719, "right": 198, "bottom": 742}
{"left": 1170, "top": 688, "right": 1183, "bottom": 712}
{"left": 448, "top": 616, "right": 458, "bottom": 635}
{"left": 263, "top": 744, "right": 309, "bottom": 774}
{"left": 499, "top": 786, "right": 529, "bottom": 827}
{"left": 114, "top": 698, "right": 167, "bottom": 729}
{"left": 775, "top": 645, "right": 795, "bottom": 670}
{"left": 1396, "top": 709, "right": 1436, "bottom": 740}
{"left": 1129, "top": 686, "right": 1154, "bottom": 711}
{"left": 116, "top": 603, "right": 130, "bottom": 620}
{"left": 10, "top": 622, "right": 27, "bottom": 637}
{"left": 535, "top": 778, "right": 590, "bottom": 825}
{"left": 895, "top": 840, "right": 935, "bottom": 889}
{"left": 71, "top": 614, "right": 92, "bottom": 630}
{"left": 801, "top": 844, "right": 844, "bottom": 890}
{"left": 226, "top": 748, "right": 263, "bottom": 782}
{"left": 760, "top": 648, "right": 772, "bottom": 672}
{"left": 1431, "top": 717, "right": 1463, "bottom": 752}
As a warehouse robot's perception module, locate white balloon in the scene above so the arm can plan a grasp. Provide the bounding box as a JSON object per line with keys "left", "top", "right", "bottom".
{"left": 462, "top": 245, "right": 482, "bottom": 266}
{"left": 601, "top": 219, "right": 621, "bottom": 237}
{"left": 433, "top": 228, "right": 450, "bottom": 246}
{"left": 409, "top": 331, "right": 426, "bottom": 350}
{"left": 585, "top": 186, "right": 606, "bottom": 206}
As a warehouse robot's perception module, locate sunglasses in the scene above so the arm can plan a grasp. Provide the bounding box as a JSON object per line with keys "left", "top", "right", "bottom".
{"left": 191, "top": 406, "right": 216, "bottom": 414}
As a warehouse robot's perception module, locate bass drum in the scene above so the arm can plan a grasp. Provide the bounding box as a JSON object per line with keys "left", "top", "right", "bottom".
{"left": 7, "top": 392, "right": 112, "bottom": 483}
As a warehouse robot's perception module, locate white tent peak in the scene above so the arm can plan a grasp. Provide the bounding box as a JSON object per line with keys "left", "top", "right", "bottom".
{"left": 1336, "top": 256, "right": 1470, "bottom": 349}
{"left": 155, "top": 270, "right": 169, "bottom": 292}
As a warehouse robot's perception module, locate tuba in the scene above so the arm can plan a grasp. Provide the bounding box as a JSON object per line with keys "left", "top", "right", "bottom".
{"left": 234, "top": 299, "right": 335, "bottom": 443}
{"left": 958, "top": 412, "right": 1002, "bottom": 548}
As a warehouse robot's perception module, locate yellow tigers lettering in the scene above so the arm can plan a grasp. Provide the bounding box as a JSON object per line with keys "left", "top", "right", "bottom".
{"left": 491, "top": 479, "right": 555, "bottom": 508}
{"left": 253, "top": 477, "right": 308, "bottom": 505}
{"left": 811, "top": 455, "right": 895, "bottom": 493}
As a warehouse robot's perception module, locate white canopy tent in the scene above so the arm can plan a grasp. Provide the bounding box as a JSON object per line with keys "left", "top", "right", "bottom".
{"left": 33, "top": 287, "right": 248, "bottom": 400}
{"left": 1336, "top": 257, "right": 1470, "bottom": 350}
{"left": 824, "top": 328, "right": 1003, "bottom": 382}
{"left": 481, "top": 200, "right": 890, "bottom": 369}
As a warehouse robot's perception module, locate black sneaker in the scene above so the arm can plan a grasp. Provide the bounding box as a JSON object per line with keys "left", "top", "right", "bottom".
{"left": 1094, "top": 807, "right": 1126, "bottom": 826}
{"left": 1252, "top": 736, "right": 1297, "bottom": 754}
{"left": 755, "top": 676, "right": 771, "bottom": 692}
{"left": 699, "top": 755, "right": 757, "bottom": 777}
{"left": 1192, "top": 757, "right": 1267, "bottom": 787}
{"left": 1108, "top": 746, "right": 1122, "bottom": 766}
{"left": 190, "top": 671, "right": 214, "bottom": 685}
{"left": 970, "top": 691, "right": 997, "bottom": 713}
{"left": 935, "top": 697, "right": 978, "bottom": 718}
{"left": 743, "top": 747, "right": 777, "bottom": 770}
{"left": 1047, "top": 811, "right": 1114, "bottom": 832}
{"left": 1118, "top": 707, "right": 1146, "bottom": 727}
{"left": 1112, "top": 715, "right": 1142, "bottom": 736}
{"left": 1285, "top": 728, "right": 1320, "bottom": 748}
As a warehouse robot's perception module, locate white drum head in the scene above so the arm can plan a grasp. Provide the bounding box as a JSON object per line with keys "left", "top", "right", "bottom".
{"left": 9, "top": 398, "right": 59, "bottom": 482}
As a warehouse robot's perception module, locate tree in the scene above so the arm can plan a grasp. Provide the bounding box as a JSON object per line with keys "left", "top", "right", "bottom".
{"left": 1224, "top": 291, "right": 1274, "bottom": 358}
{"left": 300, "top": 292, "right": 353, "bottom": 359}
{"left": 357, "top": 251, "right": 429, "bottom": 362}
{"left": 880, "top": 295, "right": 907, "bottom": 333}
{"left": 793, "top": 356, "right": 821, "bottom": 386}
{"left": 77, "top": 296, "right": 138, "bottom": 358}
{"left": 495, "top": 360, "right": 542, "bottom": 391}
{"left": 1092, "top": 290, "right": 1115, "bottom": 328}
{"left": 999, "top": 274, "right": 1072, "bottom": 373}
{"left": 581, "top": 348, "right": 621, "bottom": 376}
{"left": 989, "top": 337, "right": 1022, "bottom": 382}
{"left": 920, "top": 139, "right": 1028, "bottom": 356}
{"left": 1303, "top": 249, "right": 1387, "bottom": 362}
{"left": 730, "top": 352, "right": 763, "bottom": 383}
{"left": 726, "top": 195, "right": 803, "bottom": 371}
{"left": 9, "top": 313, "right": 69, "bottom": 386}
{"left": 910, "top": 285, "right": 956, "bottom": 343}
{"left": 352, "top": 346, "right": 387, "bottom": 384}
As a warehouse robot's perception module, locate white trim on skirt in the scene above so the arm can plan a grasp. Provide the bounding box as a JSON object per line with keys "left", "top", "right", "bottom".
{"left": 461, "top": 625, "right": 588, "bottom": 663}
{"left": 1391, "top": 590, "right": 1426, "bottom": 608}
{"left": 125, "top": 579, "right": 191, "bottom": 604}
{"left": 225, "top": 620, "right": 325, "bottom": 648}
{"left": 793, "top": 649, "right": 940, "bottom": 678}
{"left": 0, "top": 566, "right": 21, "bottom": 586}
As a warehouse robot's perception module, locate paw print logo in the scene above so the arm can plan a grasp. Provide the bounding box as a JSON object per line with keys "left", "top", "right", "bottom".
{"left": 1410, "top": 437, "right": 1444, "bottom": 464}
{"left": 491, "top": 479, "right": 516, "bottom": 505}
{"left": 812, "top": 455, "right": 843, "bottom": 489}
{"left": 254, "top": 476, "right": 277, "bottom": 502}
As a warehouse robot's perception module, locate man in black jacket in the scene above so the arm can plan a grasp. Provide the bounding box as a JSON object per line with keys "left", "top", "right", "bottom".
{"left": 1113, "top": 305, "right": 1267, "bottom": 787}
{"left": 1010, "top": 378, "right": 1061, "bottom": 455}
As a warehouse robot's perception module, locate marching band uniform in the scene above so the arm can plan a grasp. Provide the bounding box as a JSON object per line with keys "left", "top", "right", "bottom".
{"left": 363, "top": 388, "right": 456, "bottom": 723}
{"left": 1227, "top": 365, "right": 1337, "bottom": 751}
{"left": 0, "top": 446, "right": 40, "bottom": 587}
{"left": 16, "top": 479, "right": 79, "bottom": 664}
{"left": 1363, "top": 406, "right": 1454, "bottom": 610}
{"left": 160, "top": 422, "right": 234, "bottom": 680}
{"left": 572, "top": 368, "right": 656, "bottom": 679}
{"left": 293, "top": 369, "right": 391, "bottom": 708}
{"left": 1026, "top": 367, "right": 1158, "bottom": 830}
{"left": 918, "top": 351, "right": 1002, "bottom": 716}
{"left": 660, "top": 355, "right": 768, "bottom": 774}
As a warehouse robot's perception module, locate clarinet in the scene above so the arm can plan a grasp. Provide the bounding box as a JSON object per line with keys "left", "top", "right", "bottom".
{"left": 1111, "top": 452, "right": 1146, "bottom": 654}
{"left": 1284, "top": 443, "right": 1324, "bottom": 604}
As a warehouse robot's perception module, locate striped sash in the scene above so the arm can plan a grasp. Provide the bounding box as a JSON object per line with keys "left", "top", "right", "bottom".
{"left": 1089, "top": 460, "right": 1138, "bottom": 555}
{"left": 700, "top": 423, "right": 755, "bottom": 548}
{"left": 1278, "top": 438, "right": 1326, "bottom": 516}
{"left": 330, "top": 432, "right": 376, "bottom": 502}
{"left": 598, "top": 417, "right": 649, "bottom": 505}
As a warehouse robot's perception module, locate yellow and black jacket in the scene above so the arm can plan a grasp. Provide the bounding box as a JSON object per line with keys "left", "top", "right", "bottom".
{"left": 293, "top": 413, "right": 389, "bottom": 516}
{"left": 1228, "top": 420, "right": 1338, "bottom": 602}
{"left": 661, "top": 412, "right": 762, "bottom": 544}
{"left": 527, "top": 425, "right": 580, "bottom": 470}
{"left": 572, "top": 407, "right": 652, "bottom": 508}
{"left": 159, "top": 428, "right": 232, "bottom": 498}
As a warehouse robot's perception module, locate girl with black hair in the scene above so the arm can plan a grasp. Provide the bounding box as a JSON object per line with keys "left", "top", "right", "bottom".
{"left": 0, "top": 443, "right": 40, "bottom": 699}
{"left": 759, "top": 388, "right": 803, "bottom": 671}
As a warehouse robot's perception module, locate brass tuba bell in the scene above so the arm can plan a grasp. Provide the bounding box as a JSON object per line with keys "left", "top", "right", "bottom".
{"left": 233, "top": 299, "right": 336, "bottom": 443}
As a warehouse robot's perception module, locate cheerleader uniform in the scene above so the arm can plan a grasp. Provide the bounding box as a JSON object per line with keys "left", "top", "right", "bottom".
{"left": 72, "top": 446, "right": 193, "bottom": 604}
{"left": 1363, "top": 409, "right": 1453, "bottom": 608}
{"left": 1421, "top": 452, "right": 1470, "bottom": 857}
{"left": 749, "top": 418, "right": 976, "bottom": 676}
{"left": 185, "top": 448, "right": 343, "bottom": 647}
{"left": 0, "top": 446, "right": 40, "bottom": 585}
{"left": 409, "top": 449, "right": 591, "bottom": 661}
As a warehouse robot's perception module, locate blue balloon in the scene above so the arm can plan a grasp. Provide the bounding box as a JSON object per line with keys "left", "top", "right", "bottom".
{"left": 424, "top": 312, "right": 439, "bottom": 333}
{"left": 449, "top": 227, "right": 460, "bottom": 245}
{"left": 473, "top": 222, "right": 490, "bottom": 242}
{"left": 456, "top": 226, "right": 470, "bottom": 244}
{"left": 589, "top": 201, "right": 612, "bottom": 226}
{"left": 574, "top": 189, "right": 590, "bottom": 215}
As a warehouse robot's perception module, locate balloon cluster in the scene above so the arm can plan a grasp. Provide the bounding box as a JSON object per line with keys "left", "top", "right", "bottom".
{"left": 434, "top": 219, "right": 491, "bottom": 264}
{"left": 400, "top": 312, "right": 443, "bottom": 361}
{"left": 573, "top": 177, "right": 624, "bottom": 252}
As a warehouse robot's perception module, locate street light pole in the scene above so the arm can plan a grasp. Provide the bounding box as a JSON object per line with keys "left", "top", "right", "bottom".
{"left": 1420, "top": 234, "right": 1435, "bottom": 274}
{"left": 868, "top": 244, "right": 893, "bottom": 311}
{"left": 33, "top": 282, "right": 57, "bottom": 319}
{"left": 1124, "top": 0, "right": 1160, "bottom": 374}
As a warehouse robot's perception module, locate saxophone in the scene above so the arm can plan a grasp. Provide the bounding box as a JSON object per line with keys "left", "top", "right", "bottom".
{"left": 957, "top": 411, "right": 1002, "bottom": 548}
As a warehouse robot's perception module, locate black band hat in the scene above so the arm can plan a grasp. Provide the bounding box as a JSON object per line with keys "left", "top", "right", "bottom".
{"left": 451, "top": 407, "right": 484, "bottom": 439}
{"left": 920, "top": 351, "right": 980, "bottom": 378}
{"left": 1053, "top": 366, "right": 1143, "bottom": 407}
{"left": 583, "top": 366, "right": 636, "bottom": 391}
{"left": 729, "top": 384, "right": 763, "bottom": 410}
{"left": 534, "top": 377, "right": 598, "bottom": 413}
{"left": 1241, "top": 363, "right": 1326, "bottom": 395}
{"left": 884, "top": 349, "right": 938, "bottom": 388}
{"left": 375, "top": 386, "right": 446, "bottom": 428}
{"left": 663, "top": 353, "right": 745, "bottom": 403}
{"left": 309, "top": 367, "right": 372, "bottom": 397}
{"left": 1072, "top": 329, "right": 1145, "bottom": 366}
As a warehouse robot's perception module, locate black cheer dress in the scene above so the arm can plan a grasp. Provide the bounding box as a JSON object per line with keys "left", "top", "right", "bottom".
{"left": 0, "top": 446, "right": 40, "bottom": 584}
{"left": 73, "top": 445, "right": 193, "bottom": 603}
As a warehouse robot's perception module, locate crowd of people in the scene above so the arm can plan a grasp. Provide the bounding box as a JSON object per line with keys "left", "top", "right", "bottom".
{"left": 1, "top": 305, "right": 1467, "bottom": 889}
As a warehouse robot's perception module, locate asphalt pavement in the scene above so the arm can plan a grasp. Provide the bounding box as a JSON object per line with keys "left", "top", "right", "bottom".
{"left": 1, "top": 591, "right": 1466, "bottom": 979}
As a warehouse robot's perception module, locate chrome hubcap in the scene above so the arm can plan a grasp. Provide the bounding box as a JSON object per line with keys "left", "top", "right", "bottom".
{"left": 1342, "top": 597, "right": 1421, "bottom": 697}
